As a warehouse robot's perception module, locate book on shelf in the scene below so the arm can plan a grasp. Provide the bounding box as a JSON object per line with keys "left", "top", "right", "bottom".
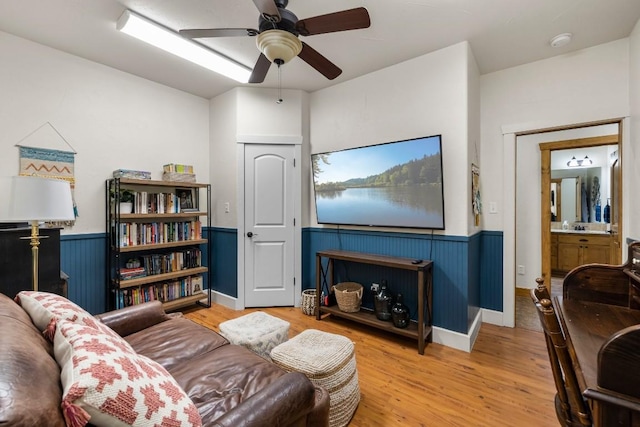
{"left": 116, "top": 220, "right": 202, "bottom": 247}
{"left": 176, "top": 188, "right": 196, "bottom": 211}
{"left": 140, "top": 249, "right": 202, "bottom": 275}
{"left": 191, "top": 275, "right": 204, "bottom": 295}
{"left": 119, "top": 267, "right": 146, "bottom": 280}
{"left": 116, "top": 275, "right": 201, "bottom": 309}
{"left": 113, "top": 169, "right": 151, "bottom": 180}
{"left": 130, "top": 191, "right": 180, "bottom": 214}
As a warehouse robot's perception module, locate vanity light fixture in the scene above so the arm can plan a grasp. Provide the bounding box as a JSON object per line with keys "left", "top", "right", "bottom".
{"left": 117, "top": 10, "right": 251, "bottom": 83}
{"left": 567, "top": 155, "right": 592, "bottom": 167}
{"left": 567, "top": 156, "right": 579, "bottom": 167}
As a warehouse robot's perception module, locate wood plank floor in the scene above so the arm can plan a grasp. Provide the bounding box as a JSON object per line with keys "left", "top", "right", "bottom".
{"left": 183, "top": 304, "right": 558, "bottom": 427}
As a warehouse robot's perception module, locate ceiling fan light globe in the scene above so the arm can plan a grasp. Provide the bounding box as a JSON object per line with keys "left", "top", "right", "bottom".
{"left": 256, "top": 29, "right": 302, "bottom": 64}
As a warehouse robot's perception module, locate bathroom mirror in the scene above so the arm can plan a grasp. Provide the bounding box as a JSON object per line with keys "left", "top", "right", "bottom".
{"left": 550, "top": 145, "right": 617, "bottom": 224}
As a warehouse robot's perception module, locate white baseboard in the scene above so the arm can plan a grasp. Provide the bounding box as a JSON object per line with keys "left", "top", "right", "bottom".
{"left": 481, "top": 308, "right": 505, "bottom": 326}
{"left": 432, "top": 310, "right": 482, "bottom": 353}
{"left": 209, "top": 290, "right": 241, "bottom": 310}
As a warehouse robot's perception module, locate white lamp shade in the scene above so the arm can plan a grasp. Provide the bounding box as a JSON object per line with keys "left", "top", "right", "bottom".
{"left": 256, "top": 30, "right": 303, "bottom": 64}
{"left": 8, "top": 176, "right": 75, "bottom": 222}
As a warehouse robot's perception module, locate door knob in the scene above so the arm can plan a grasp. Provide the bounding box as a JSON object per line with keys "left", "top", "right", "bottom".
{"left": 247, "top": 231, "right": 256, "bottom": 237}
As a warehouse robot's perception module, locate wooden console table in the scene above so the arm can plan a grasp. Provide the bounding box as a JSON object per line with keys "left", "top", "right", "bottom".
{"left": 315, "top": 250, "right": 433, "bottom": 354}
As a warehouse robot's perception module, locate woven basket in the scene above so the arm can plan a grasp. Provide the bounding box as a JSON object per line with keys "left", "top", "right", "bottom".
{"left": 301, "top": 289, "right": 316, "bottom": 316}
{"left": 162, "top": 172, "right": 196, "bottom": 183}
{"left": 332, "top": 282, "right": 363, "bottom": 313}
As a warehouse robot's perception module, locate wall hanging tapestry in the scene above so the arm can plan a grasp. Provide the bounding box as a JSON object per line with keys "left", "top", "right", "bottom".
{"left": 15, "top": 122, "right": 78, "bottom": 226}
{"left": 472, "top": 163, "right": 481, "bottom": 226}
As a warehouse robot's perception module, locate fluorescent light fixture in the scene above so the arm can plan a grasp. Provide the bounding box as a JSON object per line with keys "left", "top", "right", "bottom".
{"left": 117, "top": 10, "right": 251, "bottom": 83}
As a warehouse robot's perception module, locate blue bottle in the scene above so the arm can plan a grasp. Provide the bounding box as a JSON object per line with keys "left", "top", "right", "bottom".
{"left": 595, "top": 199, "right": 601, "bottom": 222}
{"left": 603, "top": 199, "right": 611, "bottom": 224}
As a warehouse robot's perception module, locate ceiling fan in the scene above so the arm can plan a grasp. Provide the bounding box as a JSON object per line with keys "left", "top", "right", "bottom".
{"left": 179, "top": 0, "right": 371, "bottom": 83}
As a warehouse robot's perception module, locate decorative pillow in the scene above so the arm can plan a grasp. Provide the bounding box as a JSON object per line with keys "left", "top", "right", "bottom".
{"left": 54, "top": 319, "right": 202, "bottom": 427}
{"left": 15, "top": 291, "right": 124, "bottom": 343}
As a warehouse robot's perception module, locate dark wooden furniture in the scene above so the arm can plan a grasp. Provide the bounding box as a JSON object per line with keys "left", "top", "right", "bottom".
{"left": 315, "top": 249, "right": 433, "bottom": 354}
{"left": 0, "top": 226, "right": 66, "bottom": 297}
{"left": 553, "top": 241, "right": 640, "bottom": 426}
{"left": 532, "top": 279, "right": 592, "bottom": 426}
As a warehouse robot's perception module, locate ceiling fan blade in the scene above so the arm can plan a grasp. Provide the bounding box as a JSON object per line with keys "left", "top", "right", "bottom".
{"left": 249, "top": 53, "right": 272, "bottom": 83}
{"left": 179, "top": 28, "right": 258, "bottom": 38}
{"left": 296, "top": 7, "right": 370, "bottom": 37}
{"left": 298, "top": 42, "right": 341, "bottom": 80}
{"left": 252, "top": 0, "right": 281, "bottom": 22}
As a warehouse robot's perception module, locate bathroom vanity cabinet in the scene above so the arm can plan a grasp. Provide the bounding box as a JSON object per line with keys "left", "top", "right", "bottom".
{"left": 552, "top": 232, "right": 611, "bottom": 274}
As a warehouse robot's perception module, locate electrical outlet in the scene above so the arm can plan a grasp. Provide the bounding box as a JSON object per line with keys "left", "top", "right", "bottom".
{"left": 517, "top": 265, "right": 525, "bottom": 275}
{"left": 371, "top": 283, "right": 380, "bottom": 293}
{"left": 224, "top": 202, "right": 230, "bottom": 213}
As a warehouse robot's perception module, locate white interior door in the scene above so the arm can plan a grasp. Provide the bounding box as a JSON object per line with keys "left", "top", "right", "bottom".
{"left": 244, "top": 144, "right": 295, "bottom": 307}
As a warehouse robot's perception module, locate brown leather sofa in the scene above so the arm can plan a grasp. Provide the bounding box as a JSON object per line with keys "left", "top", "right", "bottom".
{"left": 0, "top": 292, "right": 329, "bottom": 427}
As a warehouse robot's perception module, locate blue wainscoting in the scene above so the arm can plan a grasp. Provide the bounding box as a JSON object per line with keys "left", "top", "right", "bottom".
{"left": 303, "top": 227, "right": 503, "bottom": 334}
{"left": 467, "top": 232, "right": 481, "bottom": 330}
{"left": 60, "top": 233, "right": 106, "bottom": 315}
{"left": 60, "top": 227, "right": 503, "bottom": 333}
{"left": 61, "top": 228, "right": 217, "bottom": 315}
{"left": 480, "top": 231, "right": 503, "bottom": 311}
{"left": 209, "top": 227, "right": 238, "bottom": 297}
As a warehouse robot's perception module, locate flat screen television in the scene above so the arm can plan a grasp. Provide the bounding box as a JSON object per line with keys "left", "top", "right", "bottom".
{"left": 311, "top": 135, "right": 445, "bottom": 229}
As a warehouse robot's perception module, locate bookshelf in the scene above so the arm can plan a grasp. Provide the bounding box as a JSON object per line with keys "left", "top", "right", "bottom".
{"left": 106, "top": 178, "right": 211, "bottom": 311}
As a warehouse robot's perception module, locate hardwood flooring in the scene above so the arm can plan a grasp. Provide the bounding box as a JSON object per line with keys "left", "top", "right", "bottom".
{"left": 183, "top": 304, "right": 558, "bottom": 427}
{"left": 516, "top": 277, "right": 563, "bottom": 332}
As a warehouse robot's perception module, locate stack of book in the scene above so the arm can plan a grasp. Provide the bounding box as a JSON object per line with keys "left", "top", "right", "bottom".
{"left": 113, "top": 169, "right": 151, "bottom": 180}
{"left": 119, "top": 266, "right": 146, "bottom": 281}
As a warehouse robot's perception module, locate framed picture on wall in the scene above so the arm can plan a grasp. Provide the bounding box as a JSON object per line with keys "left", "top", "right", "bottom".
{"left": 176, "top": 188, "right": 196, "bottom": 212}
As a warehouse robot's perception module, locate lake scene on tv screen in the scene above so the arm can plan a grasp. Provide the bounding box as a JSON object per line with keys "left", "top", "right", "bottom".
{"left": 312, "top": 135, "right": 444, "bottom": 229}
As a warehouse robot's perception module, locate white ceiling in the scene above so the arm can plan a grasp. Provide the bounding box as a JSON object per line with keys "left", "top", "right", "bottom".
{"left": 1, "top": 0, "right": 639, "bottom": 99}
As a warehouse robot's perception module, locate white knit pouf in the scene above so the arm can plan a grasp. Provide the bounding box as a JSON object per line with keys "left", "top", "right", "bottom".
{"left": 219, "top": 311, "right": 290, "bottom": 360}
{"left": 270, "top": 329, "right": 360, "bottom": 427}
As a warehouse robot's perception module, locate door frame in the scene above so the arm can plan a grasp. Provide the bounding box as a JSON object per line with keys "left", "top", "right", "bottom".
{"left": 539, "top": 131, "right": 622, "bottom": 291}
{"left": 236, "top": 135, "right": 302, "bottom": 310}
{"left": 501, "top": 115, "right": 629, "bottom": 328}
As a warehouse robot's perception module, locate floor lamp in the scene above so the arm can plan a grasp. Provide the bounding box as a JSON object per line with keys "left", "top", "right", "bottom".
{"left": 6, "top": 176, "right": 75, "bottom": 292}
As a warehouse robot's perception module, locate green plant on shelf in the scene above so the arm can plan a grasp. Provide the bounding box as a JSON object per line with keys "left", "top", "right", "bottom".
{"left": 110, "top": 187, "right": 135, "bottom": 203}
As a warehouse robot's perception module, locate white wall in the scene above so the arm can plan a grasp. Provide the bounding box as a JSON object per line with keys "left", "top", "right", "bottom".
{"left": 629, "top": 20, "right": 640, "bottom": 240}
{"left": 209, "top": 89, "right": 238, "bottom": 229}
{"left": 0, "top": 31, "right": 210, "bottom": 234}
{"left": 310, "top": 42, "right": 474, "bottom": 237}
{"left": 209, "top": 87, "right": 309, "bottom": 229}
{"left": 236, "top": 88, "right": 305, "bottom": 138}
{"left": 481, "top": 39, "right": 629, "bottom": 232}
{"left": 467, "top": 43, "right": 482, "bottom": 234}
{"left": 481, "top": 39, "right": 630, "bottom": 301}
